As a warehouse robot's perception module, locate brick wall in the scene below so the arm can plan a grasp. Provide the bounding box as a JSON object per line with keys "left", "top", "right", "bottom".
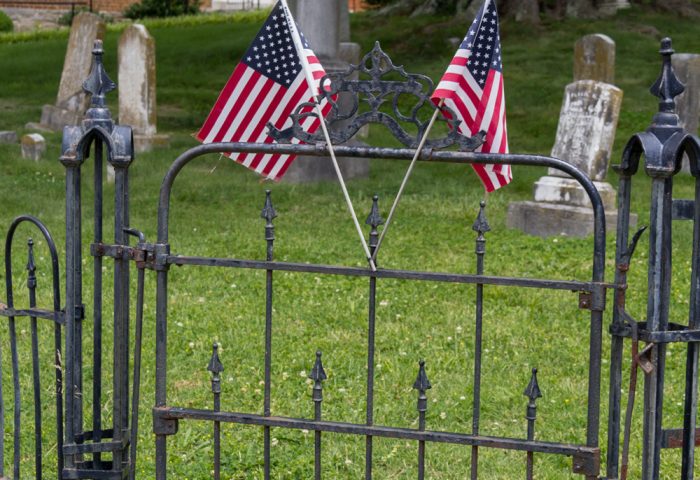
{"left": 2, "top": 0, "right": 367, "bottom": 17}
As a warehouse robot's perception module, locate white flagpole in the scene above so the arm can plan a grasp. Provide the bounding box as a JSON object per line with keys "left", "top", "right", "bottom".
{"left": 280, "top": 0, "right": 377, "bottom": 271}
{"left": 372, "top": 0, "right": 492, "bottom": 260}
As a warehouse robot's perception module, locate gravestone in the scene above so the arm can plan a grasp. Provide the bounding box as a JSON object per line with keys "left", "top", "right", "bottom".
{"left": 0, "top": 131, "right": 18, "bottom": 144}
{"left": 118, "top": 24, "right": 169, "bottom": 153}
{"left": 574, "top": 34, "right": 615, "bottom": 85}
{"left": 671, "top": 54, "right": 700, "bottom": 172}
{"left": 507, "top": 80, "right": 635, "bottom": 237}
{"left": 598, "top": 0, "right": 630, "bottom": 15}
{"left": 29, "top": 13, "right": 105, "bottom": 131}
{"left": 284, "top": 0, "right": 369, "bottom": 183}
{"left": 21, "top": 133, "right": 46, "bottom": 161}
{"left": 672, "top": 54, "right": 700, "bottom": 135}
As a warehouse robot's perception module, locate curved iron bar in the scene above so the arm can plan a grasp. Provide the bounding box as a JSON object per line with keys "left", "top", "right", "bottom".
{"left": 267, "top": 42, "right": 484, "bottom": 150}
{"left": 157, "top": 143, "right": 606, "bottom": 278}
{"left": 155, "top": 142, "right": 607, "bottom": 464}
{"left": 3, "top": 215, "right": 63, "bottom": 479}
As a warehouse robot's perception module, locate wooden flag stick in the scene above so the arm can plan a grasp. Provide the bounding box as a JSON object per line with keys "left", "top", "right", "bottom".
{"left": 372, "top": 100, "right": 444, "bottom": 261}
{"left": 281, "top": 0, "right": 376, "bottom": 271}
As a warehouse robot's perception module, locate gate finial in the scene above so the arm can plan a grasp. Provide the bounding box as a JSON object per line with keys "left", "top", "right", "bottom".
{"left": 207, "top": 343, "right": 224, "bottom": 376}
{"left": 26, "top": 239, "right": 36, "bottom": 290}
{"left": 309, "top": 351, "right": 327, "bottom": 383}
{"left": 260, "top": 190, "right": 277, "bottom": 224}
{"left": 365, "top": 195, "right": 384, "bottom": 229}
{"left": 472, "top": 201, "right": 490, "bottom": 237}
{"left": 523, "top": 368, "right": 542, "bottom": 402}
{"left": 650, "top": 38, "right": 684, "bottom": 117}
{"left": 83, "top": 40, "right": 116, "bottom": 109}
{"left": 413, "top": 360, "right": 432, "bottom": 393}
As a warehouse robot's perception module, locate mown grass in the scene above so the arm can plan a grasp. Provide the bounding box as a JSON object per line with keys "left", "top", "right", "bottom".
{"left": 0, "top": 4, "right": 700, "bottom": 479}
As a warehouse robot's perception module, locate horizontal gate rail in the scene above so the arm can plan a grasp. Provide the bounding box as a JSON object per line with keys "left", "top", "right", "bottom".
{"left": 153, "top": 407, "right": 601, "bottom": 473}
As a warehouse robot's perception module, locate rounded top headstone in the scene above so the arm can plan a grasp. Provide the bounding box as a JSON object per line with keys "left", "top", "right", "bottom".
{"left": 573, "top": 34, "right": 615, "bottom": 85}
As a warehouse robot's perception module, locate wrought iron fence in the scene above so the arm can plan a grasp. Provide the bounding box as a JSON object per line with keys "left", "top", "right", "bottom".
{"left": 0, "top": 36, "right": 699, "bottom": 480}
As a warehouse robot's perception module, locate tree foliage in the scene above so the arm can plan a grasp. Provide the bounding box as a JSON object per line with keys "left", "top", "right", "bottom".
{"left": 372, "top": 0, "right": 698, "bottom": 20}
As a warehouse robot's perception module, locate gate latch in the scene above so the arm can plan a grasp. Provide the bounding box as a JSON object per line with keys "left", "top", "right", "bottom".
{"left": 579, "top": 292, "right": 592, "bottom": 310}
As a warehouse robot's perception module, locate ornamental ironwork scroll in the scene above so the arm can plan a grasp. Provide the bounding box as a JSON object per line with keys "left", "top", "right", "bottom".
{"left": 268, "top": 41, "right": 485, "bottom": 151}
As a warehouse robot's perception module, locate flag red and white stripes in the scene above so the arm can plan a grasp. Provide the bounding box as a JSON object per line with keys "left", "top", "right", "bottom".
{"left": 431, "top": 0, "right": 511, "bottom": 192}
{"left": 196, "top": 1, "right": 331, "bottom": 180}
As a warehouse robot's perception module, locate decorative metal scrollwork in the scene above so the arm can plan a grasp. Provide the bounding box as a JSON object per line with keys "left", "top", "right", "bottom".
{"left": 268, "top": 42, "right": 484, "bottom": 151}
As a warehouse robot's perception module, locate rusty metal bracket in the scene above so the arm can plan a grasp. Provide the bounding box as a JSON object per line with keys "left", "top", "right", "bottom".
{"left": 571, "top": 450, "right": 600, "bottom": 477}
{"left": 153, "top": 409, "right": 178, "bottom": 436}
{"left": 635, "top": 343, "right": 656, "bottom": 375}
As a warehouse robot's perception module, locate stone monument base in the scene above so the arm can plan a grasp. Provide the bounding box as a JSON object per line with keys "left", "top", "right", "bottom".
{"left": 283, "top": 150, "right": 369, "bottom": 183}
{"left": 134, "top": 133, "right": 170, "bottom": 153}
{"left": 534, "top": 176, "right": 617, "bottom": 210}
{"left": 507, "top": 201, "right": 637, "bottom": 238}
{"left": 28, "top": 104, "right": 83, "bottom": 131}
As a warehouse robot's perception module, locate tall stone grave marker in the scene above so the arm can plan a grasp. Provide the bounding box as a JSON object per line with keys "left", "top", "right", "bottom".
{"left": 671, "top": 54, "right": 700, "bottom": 172}
{"left": 671, "top": 54, "right": 700, "bottom": 134}
{"left": 284, "top": 0, "right": 368, "bottom": 183}
{"left": 507, "top": 80, "right": 632, "bottom": 237}
{"left": 118, "top": 24, "right": 169, "bottom": 153}
{"left": 574, "top": 34, "right": 615, "bottom": 84}
{"left": 30, "top": 13, "right": 105, "bottom": 131}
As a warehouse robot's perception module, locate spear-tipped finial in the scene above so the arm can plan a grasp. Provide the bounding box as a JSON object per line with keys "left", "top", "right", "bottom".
{"left": 260, "top": 190, "right": 277, "bottom": 224}
{"left": 523, "top": 368, "right": 542, "bottom": 402}
{"left": 82, "top": 40, "right": 116, "bottom": 108}
{"left": 26, "top": 238, "right": 36, "bottom": 274}
{"left": 207, "top": 343, "right": 224, "bottom": 375}
{"left": 365, "top": 195, "right": 385, "bottom": 229}
{"left": 472, "top": 200, "right": 490, "bottom": 236}
{"left": 650, "top": 38, "right": 685, "bottom": 115}
{"left": 413, "top": 360, "right": 432, "bottom": 392}
{"left": 309, "top": 350, "right": 327, "bottom": 383}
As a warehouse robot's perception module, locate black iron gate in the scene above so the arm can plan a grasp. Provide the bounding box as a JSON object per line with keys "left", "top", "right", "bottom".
{"left": 0, "top": 37, "right": 699, "bottom": 479}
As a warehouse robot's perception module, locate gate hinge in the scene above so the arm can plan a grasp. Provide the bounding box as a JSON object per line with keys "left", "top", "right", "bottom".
{"left": 578, "top": 285, "right": 606, "bottom": 311}
{"left": 153, "top": 409, "right": 178, "bottom": 436}
{"left": 571, "top": 450, "right": 600, "bottom": 477}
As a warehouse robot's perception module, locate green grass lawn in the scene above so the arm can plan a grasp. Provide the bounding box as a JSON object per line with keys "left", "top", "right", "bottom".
{"left": 1, "top": 4, "right": 700, "bottom": 479}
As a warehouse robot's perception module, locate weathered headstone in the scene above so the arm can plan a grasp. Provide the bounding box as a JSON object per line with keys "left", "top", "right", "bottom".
{"left": 29, "top": 13, "right": 105, "bottom": 131}
{"left": 0, "top": 131, "right": 18, "bottom": 144}
{"left": 284, "top": 0, "right": 369, "bottom": 183}
{"left": 672, "top": 54, "right": 700, "bottom": 135}
{"left": 670, "top": 54, "right": 700, "bottom": 172}
{"left": 507, "top": 80, "right": 635, "bottom": 237}
{"left": 118, "top": 24, "right": 169, "bottom": 153}
{"left": 21, "top": 133, "right": 46, "bottom": 161}
{"left": 598, "top": 0, "right": 630, "bottom": 15}
{"left": 574, "top": 34, "right": 615, "bottom": 84}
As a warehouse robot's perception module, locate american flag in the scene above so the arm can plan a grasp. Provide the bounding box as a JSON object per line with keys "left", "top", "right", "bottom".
{"left": 196, "top": 1, "right": 331, "bottom": 180}
{"left": 431, "top": 0, "right": 511, "bottom": 192}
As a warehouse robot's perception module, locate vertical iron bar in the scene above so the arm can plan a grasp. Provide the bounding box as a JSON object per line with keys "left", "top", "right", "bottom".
{"left": 309, "top": 351, "right": 326, "bottom": 480}
{"left": 60, "top": 153, "right": 83, "bottom": 472}
{"left": 27, "top": 239, "right": 43, "bottom": 479}
{"left": 261, "top": 190, "right": 277, "bottom": 480}
{"left": 681, "top": 173, "right": 700, "bottom": 479}
{"left": 642, "top": 177, "right": 672, "bottom": 480}
{"left": 471, "top": 201, "right": 489, "bottom": 480}
{"left": 93, "top": 137, "right": 104, "bottom": 469}
{"left": 111, "top": 150, "right": 131, "bottom": 473}
{"left": 524, "top": 368, "right": 542, "bottom": 480}
{"left": 155, "top": 264, "right": 169, "bottom": 480}
{"left": 129, "top": 264, "right": 146, "bottom": 480}
{"left": 208, "top": 344, "right": 224, "bottom": 480}
{"left": 9, "top": 306, "right": 20, "bottom": 478}
{"left": 413, "top": 360, "right": 430, "bottom": 480}
{"left": 607, "top": 173, "right": 632, "bottom": 480}
{"left": 365, "top": 196, "right": 383, "bottom": 480}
